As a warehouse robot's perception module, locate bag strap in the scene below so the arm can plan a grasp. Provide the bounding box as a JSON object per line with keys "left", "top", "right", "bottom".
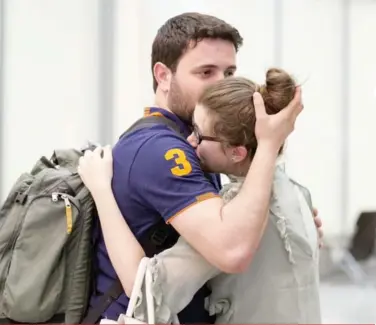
{"left": 123, "top": 257, "right": 179, "bottom": 324}
{"left": 119, "top": 115, "right": 184, "bottom": 140}
{"left": 125, "top": 258, "right": 155, "bottom": 323}
{"left": 50, "top": 148, "right": 84, "bottom": 173}
{"left": 81, "top": 281, "right": 123, "bottom": 324}
{"left": 81, "top": 116, "right": 183, "bottom": 324}
{"left": 43, "top": 116, "right": 183, "bottom": 176}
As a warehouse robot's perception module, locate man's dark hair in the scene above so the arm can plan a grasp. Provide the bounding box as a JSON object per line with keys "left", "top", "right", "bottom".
{"left": 151, "top": 12, "right": 243, "bottom": 92}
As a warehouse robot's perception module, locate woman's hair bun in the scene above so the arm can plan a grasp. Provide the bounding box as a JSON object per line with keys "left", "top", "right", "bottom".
{"left": 259, "top": 68, "right": 296, "bottom": 114}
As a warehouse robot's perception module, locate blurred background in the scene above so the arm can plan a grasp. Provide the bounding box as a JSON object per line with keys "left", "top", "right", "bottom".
{"left": 0, "top": 0, "right": 375, "bottom": 322}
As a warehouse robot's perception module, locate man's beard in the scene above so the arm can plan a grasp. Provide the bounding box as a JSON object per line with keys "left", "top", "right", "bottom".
{"left": 167, "top": 77, "right": 195, "bottom": 123}
{"left": 167, "top": 78, "right": 216, "bottom": 174}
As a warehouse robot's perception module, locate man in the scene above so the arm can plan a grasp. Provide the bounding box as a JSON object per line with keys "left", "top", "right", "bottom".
{"left": 89, "top": 12, "right": 322, "bottom": 323}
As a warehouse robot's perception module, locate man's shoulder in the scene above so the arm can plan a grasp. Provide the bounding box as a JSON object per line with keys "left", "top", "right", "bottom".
{"left": 117, "top": 123, "right": 189, "bottom": 149}
{"left": 111, "top": 123, "right": 217, "bottom": 224}
{"left": 114, "top": 124, "right": 195, "bottom": 164}
{"left": 112, "top": 124, "right": 200, "bottom": 190}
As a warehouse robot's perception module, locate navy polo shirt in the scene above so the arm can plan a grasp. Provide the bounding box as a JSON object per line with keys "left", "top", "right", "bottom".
{"left": 90, "top": 107, "right": 222, "bottom": 322}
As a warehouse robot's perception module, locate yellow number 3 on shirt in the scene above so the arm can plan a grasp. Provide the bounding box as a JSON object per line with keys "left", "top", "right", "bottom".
{"left": 164, "top": 148, "right": 192, "bottom": 177}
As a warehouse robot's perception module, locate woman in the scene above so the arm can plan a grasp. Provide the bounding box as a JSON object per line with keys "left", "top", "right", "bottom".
{"left": 79, "top": 68, "right": 321, "bottom": 323}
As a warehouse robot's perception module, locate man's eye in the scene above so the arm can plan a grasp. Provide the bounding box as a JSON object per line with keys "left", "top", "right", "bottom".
{"left": 225, "top": 70, "right": 235, "bottom": 77}
{"left": 200, "top": 70, "right": 212, "bottom": 77}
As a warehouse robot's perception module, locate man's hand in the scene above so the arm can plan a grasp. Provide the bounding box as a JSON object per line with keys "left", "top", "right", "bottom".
{"left": 254, "top": 86, "right": 303, "bottom": 152}
{"left": 312, "top": 207, "right": 323, "bottom": 248}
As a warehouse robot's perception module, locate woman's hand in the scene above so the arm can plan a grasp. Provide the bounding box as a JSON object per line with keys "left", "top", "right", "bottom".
{"left": 77, "top": 145, "right": 113, "bottom": 197}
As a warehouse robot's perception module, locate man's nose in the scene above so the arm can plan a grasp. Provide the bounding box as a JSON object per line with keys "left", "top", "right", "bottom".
{"left": 187, "top": 133, "right": 198, "bottom": 148}
{"left": 215, "top": 72, "right": 226, "bottom": 82}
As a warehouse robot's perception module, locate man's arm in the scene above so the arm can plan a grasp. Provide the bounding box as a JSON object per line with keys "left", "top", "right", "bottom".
{"left": 133, "top": 91, "right": 303, "bottom": 273}
{"left": 132, "top": 134, "right": 273, "bottom": 274}
{"left": 170, "top": 144, "right": 277, "bottom": 273}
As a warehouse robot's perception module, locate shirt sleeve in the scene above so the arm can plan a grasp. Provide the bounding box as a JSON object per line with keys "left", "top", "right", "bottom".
{"left": 130, "top": 130, "right": 219, "bottom": 223}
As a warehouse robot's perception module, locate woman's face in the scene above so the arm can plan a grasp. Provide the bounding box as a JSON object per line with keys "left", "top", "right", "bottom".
{"left": 187, "top": 104, "right": 245, "bottom": 175}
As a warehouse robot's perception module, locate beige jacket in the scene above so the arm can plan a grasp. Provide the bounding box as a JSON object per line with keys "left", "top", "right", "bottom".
{"left": 134, "top": 165, "right": 321, "bottom": 324}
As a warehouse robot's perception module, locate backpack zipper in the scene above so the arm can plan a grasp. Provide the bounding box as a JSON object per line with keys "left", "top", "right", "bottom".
{"left": 52, "top": 193, "right": 73, "bottom": 234}
{"left": 0, "top": 192, "right": 76, "bottom": 297}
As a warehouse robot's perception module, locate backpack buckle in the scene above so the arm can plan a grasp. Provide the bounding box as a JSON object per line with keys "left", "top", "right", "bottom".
{"left": 150, "top": 228, "right": 168, "bottom": 246}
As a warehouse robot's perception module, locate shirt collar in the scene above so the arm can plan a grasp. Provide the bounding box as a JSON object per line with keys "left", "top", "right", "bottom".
{"left": 144, "top": 107, "right": 192, "bottom": 138}
{"left": 228, "top": 155, "right": 286, "bottom": 183}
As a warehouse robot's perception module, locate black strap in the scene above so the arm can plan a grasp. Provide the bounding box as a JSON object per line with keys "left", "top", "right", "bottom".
{"left": 119, "top": 115, "right": 184, "bottom": 140}
{"left": 81, "top": 116, "right": 183, "bottom": 324}
{"left": 81, "top": 280, "right": 124, "bottom": 324}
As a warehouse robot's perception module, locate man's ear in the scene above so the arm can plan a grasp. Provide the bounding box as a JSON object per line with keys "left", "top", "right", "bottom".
{"left": 153, "top": 62, "right": 171, "bottom": 92}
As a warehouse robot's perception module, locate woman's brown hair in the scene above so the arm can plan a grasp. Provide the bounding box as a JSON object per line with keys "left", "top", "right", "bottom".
{"left": 197, "top": 68, "right": 296, "bottom": 156}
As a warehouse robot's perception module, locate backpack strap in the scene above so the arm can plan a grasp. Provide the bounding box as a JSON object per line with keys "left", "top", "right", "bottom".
{"left": 119, "top": 115, "right": 184, "bottom": 140}
{"left": 81, "top": 115, "right": 183, "bottom": 324}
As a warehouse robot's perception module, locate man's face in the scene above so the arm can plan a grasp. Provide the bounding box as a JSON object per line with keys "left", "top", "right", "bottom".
{"left": 167, "top": 38, "right": 237, "bottom": 121}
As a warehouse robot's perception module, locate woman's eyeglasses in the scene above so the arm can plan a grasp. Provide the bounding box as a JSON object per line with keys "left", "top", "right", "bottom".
{"left": 193, "top": 124, "right": 221, "bottom": 145}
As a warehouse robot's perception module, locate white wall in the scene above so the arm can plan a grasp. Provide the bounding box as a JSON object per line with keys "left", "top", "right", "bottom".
{"left": 280, "top": 0, "right": 344, "bottom": 235}
{"left": 1, "top": 0, "right": 100, "bottom": 197}
{"left": 348, "top": 0, "right": 376, "bottom": 233}
{"left": 1, "top": 0, "right": 376, "bottom": 239}
{"left": 112, "top": 0, "right": 143, "bottom": 139}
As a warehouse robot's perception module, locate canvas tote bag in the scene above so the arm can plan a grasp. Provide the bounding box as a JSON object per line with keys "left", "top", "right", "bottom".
{"left": 99, "top": 257, "right": 179, "bottom": 324}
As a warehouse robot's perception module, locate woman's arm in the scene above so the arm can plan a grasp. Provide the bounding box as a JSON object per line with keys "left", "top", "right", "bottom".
{"left": 78, "top": 146, "right": 220, "bottom": 307}
{"left": 92, "top": 186, "right": 146, "bottom": 296}
{"left": 78, "top": 146, "right": 145, "bottom": 295}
